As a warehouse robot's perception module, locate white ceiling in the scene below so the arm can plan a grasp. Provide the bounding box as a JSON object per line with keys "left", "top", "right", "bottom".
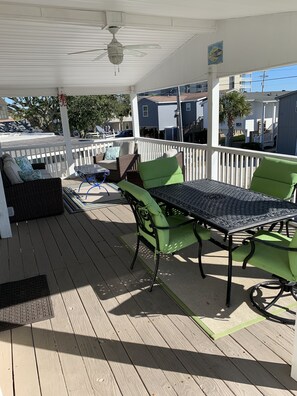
{"left": 1, "top": 1, "right": 297, "bottom": 96}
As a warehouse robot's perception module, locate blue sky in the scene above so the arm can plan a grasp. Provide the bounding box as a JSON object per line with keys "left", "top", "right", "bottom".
{"left": 251, "top": 64, "right": 297, "bottom": 92}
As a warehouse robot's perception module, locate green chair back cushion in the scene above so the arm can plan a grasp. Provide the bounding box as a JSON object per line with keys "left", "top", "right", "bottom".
{"left": 289, "top": 230, "right": 297, "bottom": 278}
{"left": 118, "top": 180, "right": 170, "bottom": 250}
{"left": 138, "top": 156, "right": 184, "bottom": 189}
{"left": 250, "top": 157, "right": 297, "bottom": 200}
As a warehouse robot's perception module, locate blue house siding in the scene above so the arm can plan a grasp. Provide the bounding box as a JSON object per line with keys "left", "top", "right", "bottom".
{"left": 277, "top": 92, "right": 297, "bottom": 155}
{"left": 138, "top": 98, "right": 159, "bottom": 128}
{"left": 181, "top": 101, "right": 197, "bottom": 127}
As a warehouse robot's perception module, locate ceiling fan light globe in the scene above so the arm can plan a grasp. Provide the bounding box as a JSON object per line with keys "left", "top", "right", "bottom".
{"left": 107, "top": 42, "right": 124, "bottom": 65}
{"left": 108, "top": 52, "right": 123, "bottom": 65}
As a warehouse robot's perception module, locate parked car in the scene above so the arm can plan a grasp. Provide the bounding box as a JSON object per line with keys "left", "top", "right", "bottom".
{"left": 115, "top": 129, "right": 133, "bottom": 138}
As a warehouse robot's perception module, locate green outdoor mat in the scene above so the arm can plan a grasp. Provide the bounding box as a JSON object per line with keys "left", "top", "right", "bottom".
{"left": 120, "top": 232, "right": 297, "bottom": 339}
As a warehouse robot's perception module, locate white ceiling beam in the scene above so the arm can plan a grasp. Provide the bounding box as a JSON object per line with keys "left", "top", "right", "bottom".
{"left": 0, "top": 4, "right": 216, "bottom": 32}
{"left": 0, "top": 86, "right": 131, "bottom": 97}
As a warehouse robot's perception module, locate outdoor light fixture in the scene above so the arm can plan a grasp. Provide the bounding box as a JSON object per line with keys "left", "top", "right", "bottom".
{"left": 174, "top": 108, "right": 180, "bottom": 118}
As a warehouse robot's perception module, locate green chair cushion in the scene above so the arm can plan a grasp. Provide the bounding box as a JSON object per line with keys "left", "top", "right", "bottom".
{"left": 118, "top": 180, "right": 170, "bottom": 250}
{"left": 250, "top": 157, "right": 297, "bottom": 200}
{"left": 164, "top": 215, "right": 211, "bottom": 254}
{"left": 233, "top": 230, "right": 296, "bottom": 281}
{"left": 289, "top": 230, "right": 297, "bottom": 278}
{"left": 138, "top": 156, "right": 184, "bottom": 189}
{"left": 118, "top": 180, "right": 210, "bottom": 254}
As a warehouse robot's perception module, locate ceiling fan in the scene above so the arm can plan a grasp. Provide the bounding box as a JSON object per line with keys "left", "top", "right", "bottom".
{"left": 68, "top": 26, "right": 161, "bottom": 66}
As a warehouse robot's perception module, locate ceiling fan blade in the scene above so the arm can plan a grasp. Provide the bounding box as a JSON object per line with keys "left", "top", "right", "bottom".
{"left": 123, "top": 44, "right": 161, "bottom": 50}
{"left": 68, "top": 48, "right": 106, "bottom": 55}
{"left": 93, "top": 52, "right": 108, "bottom": 61}
{"left": 124, "top": 49, "right": 147, "bottom": 57}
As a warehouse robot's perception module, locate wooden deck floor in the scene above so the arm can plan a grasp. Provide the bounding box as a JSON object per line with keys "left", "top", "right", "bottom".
{"left": 0, "top": 203, "right": 297, "bottom": 396}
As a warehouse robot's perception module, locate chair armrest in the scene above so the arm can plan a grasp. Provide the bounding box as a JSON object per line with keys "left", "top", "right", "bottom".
{"left": 32, "top": 162, "right": 46, "bottom": 170}
{"left": 117, "top": 154, "right": 140, "bottom": 178}
{"left": 93, "top": 153, "right": 104, "bottom": 164}
{"left": 247, "top": 235, "right": 297, "bottom": 251}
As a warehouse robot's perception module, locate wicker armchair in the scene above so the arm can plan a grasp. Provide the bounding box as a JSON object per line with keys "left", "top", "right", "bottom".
{"left": 93, "top": 141, "right": 140, "bottom": 182}
{"left": 0, "top": 158, "right": 64, "bottom": 223}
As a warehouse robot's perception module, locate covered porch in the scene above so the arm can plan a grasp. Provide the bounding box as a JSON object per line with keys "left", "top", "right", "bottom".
{"left": 2, "top": 1, "right": 297, "bottom": 394}
{"left": 1, "top": 203, "right": 296, "bottom": 396}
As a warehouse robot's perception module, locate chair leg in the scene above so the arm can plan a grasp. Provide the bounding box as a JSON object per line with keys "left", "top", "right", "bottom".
{"left": 250, "top": 280, "right": 296, "bottom": 324}
{"left": 130, "top": 236, "right": 140, "bottom": 270}
{"left": 193, "top": 223, "right": 205, "bottom": 278}
{"left": 197, "top": 239, "right": 206, "bottom": 279}
{"left": 149, "top": 252, "right": 160, "bottom": 292}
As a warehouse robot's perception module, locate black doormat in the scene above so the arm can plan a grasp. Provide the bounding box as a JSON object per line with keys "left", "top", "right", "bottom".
{"left": 0, "top": 275, "right": 54, "bottom": 331}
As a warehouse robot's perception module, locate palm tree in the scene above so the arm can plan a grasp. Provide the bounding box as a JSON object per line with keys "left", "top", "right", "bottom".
{"left": 219, "top": 91, "right": 252, "bottom": 147}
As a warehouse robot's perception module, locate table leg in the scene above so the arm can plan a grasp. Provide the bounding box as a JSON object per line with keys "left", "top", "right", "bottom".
{"left": 226, "top": 234, "right": 233, "bottom": 307}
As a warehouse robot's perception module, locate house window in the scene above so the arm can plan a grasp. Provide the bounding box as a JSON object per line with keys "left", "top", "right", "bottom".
{"left": 186, "top": 103, "right": 191, "bottom": 111}
{"left": 142, "top": 105, "right": 148, "bottom": 117}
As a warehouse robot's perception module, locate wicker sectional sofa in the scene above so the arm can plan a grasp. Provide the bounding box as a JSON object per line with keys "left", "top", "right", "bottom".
{"left": 0, "top": 157, "right": 64, "bottom": 223}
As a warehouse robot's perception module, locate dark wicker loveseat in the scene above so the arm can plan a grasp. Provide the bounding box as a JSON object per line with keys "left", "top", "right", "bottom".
{"left": 0, "top": 157, "right": 64, "bottom": 223}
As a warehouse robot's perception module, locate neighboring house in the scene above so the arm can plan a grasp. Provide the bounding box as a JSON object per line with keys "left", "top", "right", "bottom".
{"left": 138, "top": 93, "right": 207, "bottom": 138}
{"left": 108, "top": 116, "right": 132, "bottom": 132}
{"left": 216, "top": 91, "right": 284, "bottom": 144}
{"left": 277, "top": 90, "right": 297, "bottom": 155}
{"left": 138, "top": 90, "right": 285, "bottom": 144}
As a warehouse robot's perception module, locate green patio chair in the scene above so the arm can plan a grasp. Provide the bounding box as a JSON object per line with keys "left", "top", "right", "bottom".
{"left": 118, "top": 180, "right": 211, "bottom": 291}
{"left": 250, "top": 156, "right": 297, "bottom": 200}
{"left": 138, "top": 155, "right": 184, "bottom": 189}
{"left": 233, "top": 229, "right": 297, "bottom": 324}
{"left": 250, "top": 156, "right": 297, "bottom": 234}
{"left": 138, "top": 155, "right": 185, "bottom": 216}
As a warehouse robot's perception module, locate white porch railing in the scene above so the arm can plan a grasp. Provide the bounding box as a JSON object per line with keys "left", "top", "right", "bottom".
{"left": 2, "top": 137, "right": 297, "bottom": 189}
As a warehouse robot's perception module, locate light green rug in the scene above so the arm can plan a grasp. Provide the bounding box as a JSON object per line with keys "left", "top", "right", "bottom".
{"left": 120, "top": 233, "right": 297, "bottom": 339}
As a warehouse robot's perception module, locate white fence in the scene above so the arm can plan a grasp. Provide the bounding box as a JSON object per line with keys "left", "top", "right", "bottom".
{"left": 2, "top": 137, "right": 297, "bottom": 189}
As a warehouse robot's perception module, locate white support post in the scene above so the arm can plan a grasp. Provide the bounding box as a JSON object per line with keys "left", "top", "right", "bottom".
{"left": 130, "top": 90, "right": 140, "bottom": 138}
{"left": 207, "top": 65, "right": 220, "bottom": 180}
{"left": 260, "top": 102, "right": 266, "bottom": 148}
{"left": 0, "top": 143, "right": 11, "bottom": 238}
{"left": 0, "top": 172, "right": 12, "bottom": 239}
{"left": 58, "top": 88, "right": 75, "bottom": 176}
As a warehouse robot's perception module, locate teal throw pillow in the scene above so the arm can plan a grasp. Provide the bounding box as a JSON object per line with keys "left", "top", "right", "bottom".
{"left": 15, "top": 156, "right": 33, "bottom": 172}
{"left": 19, "top": 170, "right": 42, "bottom": 182}
{"left": 104, "top": 146, "right": 121, "bottom": 160}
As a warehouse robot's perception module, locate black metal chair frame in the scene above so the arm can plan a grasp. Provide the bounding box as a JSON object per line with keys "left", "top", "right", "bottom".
{"left": 241, "top": 236, "right": 297, "bottom": 324}
{"left": 123, "top": 190, "right": 204, "bottom": 291}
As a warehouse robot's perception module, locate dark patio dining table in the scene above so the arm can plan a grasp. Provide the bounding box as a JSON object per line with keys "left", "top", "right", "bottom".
{"left": 148, "top": 179, "right": 297, "bottom": 306}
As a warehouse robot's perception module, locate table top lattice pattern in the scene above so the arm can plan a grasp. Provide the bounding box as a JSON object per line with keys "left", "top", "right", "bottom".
{"left": 149, "top": 179, "right": 297, "bottom": 234}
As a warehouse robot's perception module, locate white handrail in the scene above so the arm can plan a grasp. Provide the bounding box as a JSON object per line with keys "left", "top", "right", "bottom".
{"left": 2, "top": 137, "right": 297, "bottom": 186}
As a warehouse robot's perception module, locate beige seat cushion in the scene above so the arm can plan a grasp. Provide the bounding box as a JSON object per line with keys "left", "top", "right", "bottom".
{"left": 96, "top": 160, "right": 118, "bottom": 171}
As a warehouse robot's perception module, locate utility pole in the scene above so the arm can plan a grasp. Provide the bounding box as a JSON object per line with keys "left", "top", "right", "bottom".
{"left": 260, "top": 70, "right": 268, "bottom": 93}
{"left": 259, "top": 71, "right": 268, "bottom": 148}
{"left": 176, "top": 86, "right": 183, "bottom": 141}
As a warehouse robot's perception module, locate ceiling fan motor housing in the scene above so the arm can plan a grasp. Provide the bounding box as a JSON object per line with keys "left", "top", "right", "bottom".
{"left": 108, "top": 38, "right": 124, "bottom": 65}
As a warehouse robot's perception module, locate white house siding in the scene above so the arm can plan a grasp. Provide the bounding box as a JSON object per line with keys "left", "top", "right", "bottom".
{"left": 158, "top": 104, "right": 177, "bottom": 130}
